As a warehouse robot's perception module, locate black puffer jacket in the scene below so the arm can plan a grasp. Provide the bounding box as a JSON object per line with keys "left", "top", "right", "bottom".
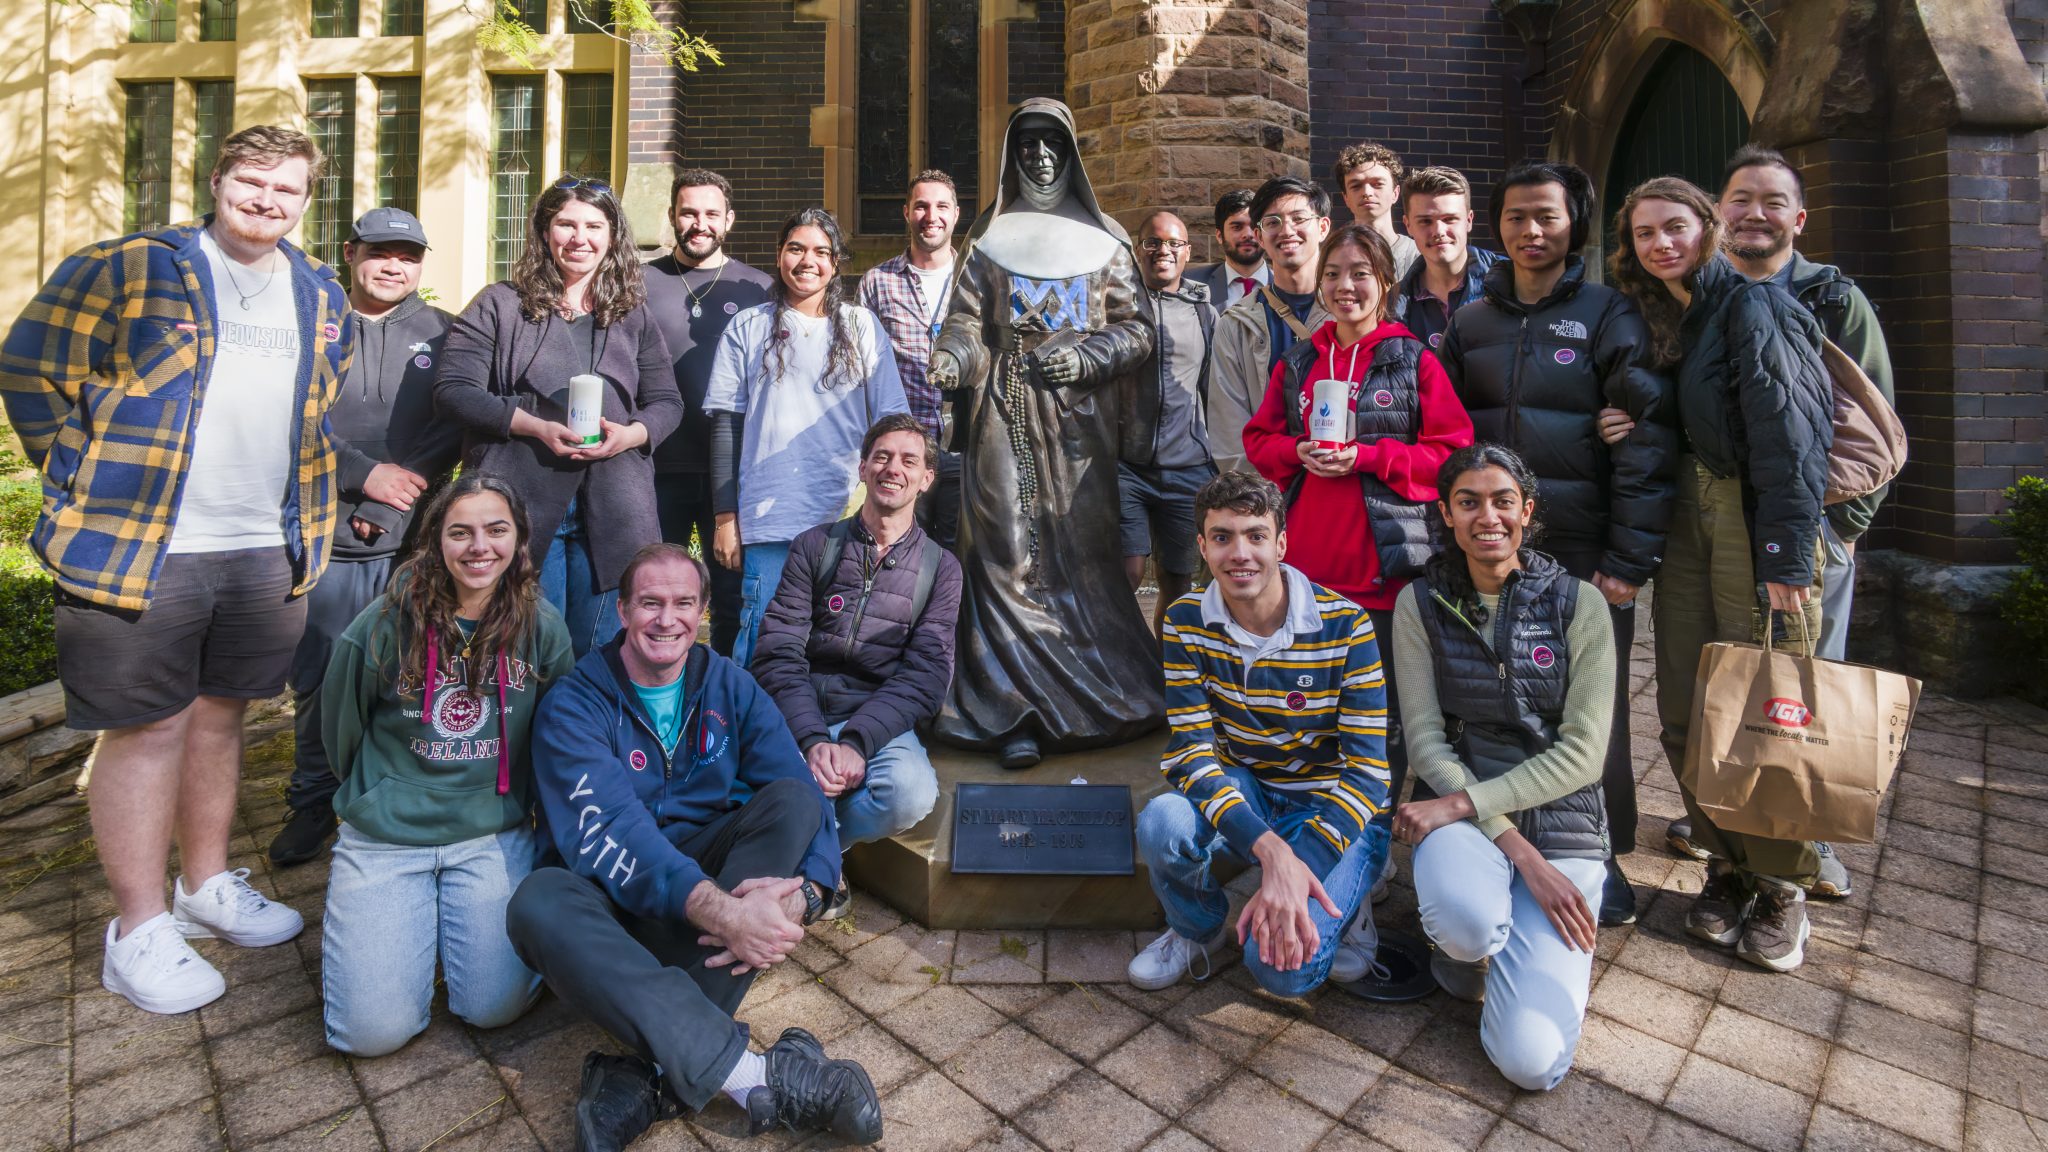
{"left": 752, "top": 517, "right": 964, "bottom": 759}
{"left": 1438, "top": 257, "right": 1674, "bottom": 586}
{"left": 1678, "top": 254, "right": 1834, "bottom": 587}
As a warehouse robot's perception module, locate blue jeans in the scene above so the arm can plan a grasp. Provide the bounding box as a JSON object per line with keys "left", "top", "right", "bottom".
{"left": 733, "top": 541, "right": 792, "bottom": 669}
{"left": 1413, "top": 820, "right": 1607, "bottom": 1091}
{"left": 1816, "top": 518, "right": 1854, "bottom": 662}
{"left": 1136, "top": 765, "right": 1388, "bottom": 998}
{"left": 541, "top": 500, "right": 621, "bottom": 658}
{"left": 826, "top": 722, "right": 940, "bottom": 847}
{"left": 321, "top": 822, "right": 542, "bottom": 1057}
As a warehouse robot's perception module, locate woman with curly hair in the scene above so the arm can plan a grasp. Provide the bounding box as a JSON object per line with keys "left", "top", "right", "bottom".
{"left": 318, "top": 475, "right": 574, "bottom": 1056}
{"left": 1604, "top": 176, "right": 1834, "bottom": 975}
{"left": 705, "top": 208, "right": 909, "bottom": 665}
{"left": 434, "top": 177, "right": 683, "bottom": 656}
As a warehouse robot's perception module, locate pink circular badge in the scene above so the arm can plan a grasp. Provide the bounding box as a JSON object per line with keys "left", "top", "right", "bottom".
{"left": 1285, "top": 691, "right": 1308, "bottom": 711}
{"left": 1553, "top": 348, "right": 1576, "bottom": 365}
{"left": 629, "top": 749, "right": 648, "bottom": 771}
{"left": 1531, "top": 645, "right": 1556, "bottom": 669}
{"left": 827, "top": 593, "right": 846, "bottom": 613}
{"left": 414, "top": 354, "right": 432, "bottom": 369}
{"left": 322, "top": 322, "right": 341, "bottom": 341}
{"left": 1372, "top": 389, "right": 1394, "bottom": 408}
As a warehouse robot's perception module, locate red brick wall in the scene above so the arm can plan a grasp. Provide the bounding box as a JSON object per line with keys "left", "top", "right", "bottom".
{"left": 1009, "top": 0, "right": 1066, "bottom": 104}
{"left": 627, "top": 0, "right": 685, "bottom": 168}
{"left": 674, "top": 1, "right": 828, "bottom": 267}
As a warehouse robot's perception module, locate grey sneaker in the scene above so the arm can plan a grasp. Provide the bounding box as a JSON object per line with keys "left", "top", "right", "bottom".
{"left": 1685, "top": 860, "right": 1750, "bottom": 947}
{"left": 1737, "top": 878, "right": 1810, "bottom": 973}
{"left": 1665, "top": 816, "right": 1710, "bottom": 862}
{"left": 1430, "top": 951, "right": 1488, "bottom": 1003}
{"left": 1805, "top": 842, "right": 1853, "bottom": 900}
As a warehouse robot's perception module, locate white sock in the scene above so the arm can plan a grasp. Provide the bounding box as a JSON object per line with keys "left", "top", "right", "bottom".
{"left": 720, "top": 1049, "right": 767, "bottom": 1106}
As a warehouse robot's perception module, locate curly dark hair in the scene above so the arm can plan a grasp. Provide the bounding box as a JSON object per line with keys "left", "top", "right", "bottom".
{"left": 768, "top": 207, "right": 867, "bottom": 390}
{"left": 1195, "top": 470, "right": 1287, "bottom": 536}
{"left": 384, "top": 474, "right": 543, "bottom": 700}
{"left": 1431, "top": 443, "right": 1542, "bottom": 607}
{"left": 1606, "top": 176, "right": 1723, "bottom": 368}
{"left": 509, "top": 178, "right": 646, "bottom": 328}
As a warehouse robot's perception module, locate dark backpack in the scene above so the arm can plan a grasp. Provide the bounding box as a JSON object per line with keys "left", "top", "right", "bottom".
{"left": 810, "top": 517, "right": 945, "bottom": 623}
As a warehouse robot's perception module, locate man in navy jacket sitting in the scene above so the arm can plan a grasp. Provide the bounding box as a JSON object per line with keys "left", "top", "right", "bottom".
{"left": 507, "top": 543, "right": 883, "bottom": 1150}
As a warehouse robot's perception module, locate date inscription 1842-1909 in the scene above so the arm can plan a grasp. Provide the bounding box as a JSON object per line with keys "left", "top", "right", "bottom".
{"left": 950, "top": 784, "right": 1136, "bottom": 876}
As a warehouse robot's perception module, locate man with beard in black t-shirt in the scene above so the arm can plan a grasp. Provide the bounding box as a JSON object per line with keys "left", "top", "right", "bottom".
{"left": 644, "top": 169, "right": 775, "bottom": 655}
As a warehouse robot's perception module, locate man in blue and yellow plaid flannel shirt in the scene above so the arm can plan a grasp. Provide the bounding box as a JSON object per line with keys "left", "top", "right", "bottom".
{"left": 0, "top": 126, "right": 353, "bottom": 1018}
{"left": 1127, "top": 471, "right": 1393, "bottom": 997}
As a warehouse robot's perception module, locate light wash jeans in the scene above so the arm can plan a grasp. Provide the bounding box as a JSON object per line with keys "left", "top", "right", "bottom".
{"left": 1136, "top": 764, "right": 1389, "bottom": 998}
{"left": 322, "top": 822, "right": 543, "bottom": 1057}
{"left": 825, "top": 721, "right": 940, "bottom": 846}
{"left": 1816, "top": 519, "right": 1855, "bottom": 662}
{"left": 733, "top": 541, "right": 793, "bottom": 668}
{"left": 540, "top": 499, "right": 622, "bottom": 658}
{"left": 1413, "top": 820, "right": 1606, "bottom": 1091}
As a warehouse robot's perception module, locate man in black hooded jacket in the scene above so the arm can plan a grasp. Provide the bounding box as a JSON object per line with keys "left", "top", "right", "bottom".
{"left": 1438, "top": 163, "right": 1674, "bottom": 926}
{"left": 269, "top": 208, "right": 461, "bottom": 866}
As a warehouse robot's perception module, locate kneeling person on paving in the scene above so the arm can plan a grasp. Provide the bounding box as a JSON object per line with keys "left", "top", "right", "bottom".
{"left": 752, "top": 413, "right": 963, "bottom": 913}
{"left": 1130, "top": 471, "right": 1393, "bottom": 995}
{"left": 505, "top": 544, "right": 883, "bottom": 1150}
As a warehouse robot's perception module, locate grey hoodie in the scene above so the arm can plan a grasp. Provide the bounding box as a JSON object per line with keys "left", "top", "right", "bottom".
{"left": 332, "top": 294, "right": 461, "bottom": 560}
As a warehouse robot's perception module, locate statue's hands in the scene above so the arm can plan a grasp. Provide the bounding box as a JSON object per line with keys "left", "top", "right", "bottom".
{"left": 1036, "top": 346, "right": 1082, "bottom": 386}
{"left": 928, "top": 351, "right": 961, "bottom": 390}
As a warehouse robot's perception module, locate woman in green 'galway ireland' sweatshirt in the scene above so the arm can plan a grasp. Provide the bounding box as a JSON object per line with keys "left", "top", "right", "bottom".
{"left": 319, "top": 474, "right": 574, "bottom": 1057}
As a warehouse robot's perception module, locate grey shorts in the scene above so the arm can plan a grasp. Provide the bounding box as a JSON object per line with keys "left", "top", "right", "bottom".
{"left": 56, "top": 547, "right": 307, "bottom": 731}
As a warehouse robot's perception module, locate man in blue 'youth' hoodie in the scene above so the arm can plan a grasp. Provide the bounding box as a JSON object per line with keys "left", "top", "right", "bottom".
{"left": 505, "top": 543, "right": 883, "bottom": 1150}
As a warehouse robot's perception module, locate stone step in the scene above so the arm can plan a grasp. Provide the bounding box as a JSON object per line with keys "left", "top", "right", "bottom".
{"left": 844, "top": 734, "right": 1175, "bottom": 930}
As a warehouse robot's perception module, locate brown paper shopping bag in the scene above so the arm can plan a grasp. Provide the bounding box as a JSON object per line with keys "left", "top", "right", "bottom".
{"left": 1680, "top": 618, "right": 1922, "bottom": 845}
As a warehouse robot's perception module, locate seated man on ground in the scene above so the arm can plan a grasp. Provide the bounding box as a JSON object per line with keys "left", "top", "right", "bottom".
{"left": 506, "top": 544, "right": 883, "bottom": 1150}
{"left": 1130, "top": 471, "right": 1393, "bottom": 996}
{"left": 752, "top": 414, "right": 962, "bottom": 910}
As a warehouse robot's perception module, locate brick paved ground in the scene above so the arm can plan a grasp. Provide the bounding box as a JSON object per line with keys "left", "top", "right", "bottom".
{"left": 3, "top": 625, "right": 2046, "bottom": 1152}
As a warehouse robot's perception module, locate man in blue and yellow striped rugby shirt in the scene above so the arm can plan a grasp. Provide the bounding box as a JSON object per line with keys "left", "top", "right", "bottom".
{"left": 1128, "top": 471, "right": 1393, "bottom": 996}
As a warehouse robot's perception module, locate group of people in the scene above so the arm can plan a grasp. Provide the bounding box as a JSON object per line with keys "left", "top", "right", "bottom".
{"left": 0, "top": 98, "right": 1890, "bottom": 1144}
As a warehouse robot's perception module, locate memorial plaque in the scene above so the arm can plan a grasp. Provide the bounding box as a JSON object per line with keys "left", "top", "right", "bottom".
{"left": 950, "top": 784, "right": 1135, "bottom": 875}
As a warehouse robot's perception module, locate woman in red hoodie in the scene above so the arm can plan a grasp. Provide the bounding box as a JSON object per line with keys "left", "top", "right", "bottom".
{"left": 1245, "top": 222, "right": 1474, "bottom": 885}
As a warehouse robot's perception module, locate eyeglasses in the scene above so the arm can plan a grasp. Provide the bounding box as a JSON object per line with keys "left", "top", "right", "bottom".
{"left": 1258, "top": 211, "right": 1321, "bottom": 233}
{"left": 1138, "top": 239, "right": 1190, "bottom": 254}
{"left": 553, "top": 175, "right": 615, "bottom": 196}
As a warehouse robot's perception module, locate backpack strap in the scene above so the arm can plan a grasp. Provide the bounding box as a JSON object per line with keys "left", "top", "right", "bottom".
{"left": 1258, "top": 281, "right": 1318, "bottom": 340}
{"left": 910, "top": 537, "right": 944, "bottom": 623}
{"left": 812, "top": 517, "right": 858, "bottom": 597}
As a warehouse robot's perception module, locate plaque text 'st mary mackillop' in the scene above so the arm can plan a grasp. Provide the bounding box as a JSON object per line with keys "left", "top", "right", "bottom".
{"left": 927, "top": 98, "right": 1168, "bottom": 768}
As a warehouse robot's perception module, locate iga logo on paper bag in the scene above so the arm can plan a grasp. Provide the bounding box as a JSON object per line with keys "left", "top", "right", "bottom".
{"left": 1763, "top": 697, "right": 1812, "bottom": 727}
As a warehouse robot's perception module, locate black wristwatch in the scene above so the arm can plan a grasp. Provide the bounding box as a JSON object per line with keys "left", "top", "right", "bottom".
{"left": 799, "top": 880, "right": 826, "bottom": 926}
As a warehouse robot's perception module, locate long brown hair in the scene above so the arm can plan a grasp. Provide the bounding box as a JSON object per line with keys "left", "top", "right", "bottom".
{"left": 768, "top": 207, "right": 866, "bottom": 389}
{"left": 1606, "top": 176, "right": 1722, "bottom": 367}
{"left": 509, "top": 178, "right": 646, "bottom": 327}
{"left": 1315, "top": 222, "right": 1398, "bottom": 326}
{"left": 384, "top": 475, "right": 542, "bottom": 697}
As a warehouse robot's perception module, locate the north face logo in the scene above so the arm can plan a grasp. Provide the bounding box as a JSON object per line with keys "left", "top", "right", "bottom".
{"left": 1549, "top": 319, "right": 1588, "bottom": 340}
{"left": 1764, "top": 698, "right": 1813, "bottom": 727}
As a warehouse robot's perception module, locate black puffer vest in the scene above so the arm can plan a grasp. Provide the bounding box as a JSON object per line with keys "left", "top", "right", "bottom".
{"left": 1277, "top": 333, "right": 1435, "bottom": 582}
{"left": 1413, "top": 550, "right": 1608, "bottom": 859}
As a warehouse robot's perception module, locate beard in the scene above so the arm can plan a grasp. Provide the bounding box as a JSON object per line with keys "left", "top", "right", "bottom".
{"left": 678, "top": 229, "right": 725, "bottom": 260}
{"left": 215, "top": 204, "right": 293, "bottom": 251}
{"left": 1726, "top": 228, "right": 1792, "bottom": 263}
{"left": 911, "top": 226, "right": 953, "bottom": 255}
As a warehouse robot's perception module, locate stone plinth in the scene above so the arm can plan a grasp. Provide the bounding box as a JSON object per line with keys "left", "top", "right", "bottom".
{"left": 843, "top": 735, "right": 1175, "bottom": 930}
{"left": 1065, "top": 0, "right": 1310, "bottom": 260}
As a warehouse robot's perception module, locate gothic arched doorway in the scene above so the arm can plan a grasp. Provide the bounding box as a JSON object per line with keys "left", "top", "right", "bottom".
{"left": 1602, "top": 40, "right": 1751, "bottom": 219}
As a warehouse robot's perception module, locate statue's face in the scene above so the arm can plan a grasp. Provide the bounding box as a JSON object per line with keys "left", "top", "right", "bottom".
{"left": 1014, "top": 118, "right": 1068, "bottom": 189}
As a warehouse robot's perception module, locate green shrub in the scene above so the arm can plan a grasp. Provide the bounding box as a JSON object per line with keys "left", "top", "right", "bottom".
{"left": 0, "top": 474, "right": 39, "bottom": 547}
{"left": 0, "top": 552, "right": 55, "bottom": 699}
{"left": 1995, "top": 474, "right": 2048, "bottom": 705}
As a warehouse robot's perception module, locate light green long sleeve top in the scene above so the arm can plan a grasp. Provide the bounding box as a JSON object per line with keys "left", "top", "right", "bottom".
{"left": 1390, "top": 579, "right": 1616, "bottom": 842}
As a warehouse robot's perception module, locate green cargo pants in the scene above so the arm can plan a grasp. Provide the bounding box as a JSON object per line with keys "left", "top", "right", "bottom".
{"left": 1654, "top": 456, "right": 1824, "bottom": 886}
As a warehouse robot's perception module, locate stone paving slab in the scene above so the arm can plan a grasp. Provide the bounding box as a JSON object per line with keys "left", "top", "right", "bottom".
{"left": 3, "top": 633, "right": 2047, "bottom": 1152}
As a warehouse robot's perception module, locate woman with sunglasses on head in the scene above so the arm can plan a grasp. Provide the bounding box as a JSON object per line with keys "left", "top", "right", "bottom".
{"left": 1603, "top": 177, "right": 1833, "bottom": 975}
{"left": 319, "top": 476, "right": 574, "bottom": 1057}
{"left": 1390, "top": 443, "right": 1613, "bottom": 1092}
{"left": 704, "top": 208, "right": 909, "bottom": 667}
{"left": 435, "top": 175, "right": 683, "bottom": 657}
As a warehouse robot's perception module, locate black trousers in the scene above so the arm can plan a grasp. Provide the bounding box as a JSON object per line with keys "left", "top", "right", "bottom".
{"left": 654, "top": 471, "right": 744, "bottom": 656}
{"left": 1550, "top": 549, "right": 1641, "bottom": 856}
{"left": 505, "top": 777, "right": 822, "bottom": 1110}
{"left": 1367, "top": 607, "right": 1411, "bottom": 829}
{"left": 285, "top": 555, "right": 395, "bottom": 811}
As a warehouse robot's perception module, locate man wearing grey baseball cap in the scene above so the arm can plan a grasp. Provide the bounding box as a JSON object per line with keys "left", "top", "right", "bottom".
{"left": 270, "top": 206, "right": 464, "bottom": 867}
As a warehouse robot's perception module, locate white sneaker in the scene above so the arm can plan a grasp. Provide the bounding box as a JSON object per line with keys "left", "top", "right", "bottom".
{"left": 102, "top": 912, "right": 226, "bottom": 1015}
{"left": 1326, "top": 904, "right": 1382, "bottom": 984}
{"left": 1127, "top": 925, "right": 1230, "bottom": 991}
{"left": 1371, "top": 851, "right": 1397, "bottom": 904}
{"left": 174, "top": 868, "right": 304, "bottom": 947}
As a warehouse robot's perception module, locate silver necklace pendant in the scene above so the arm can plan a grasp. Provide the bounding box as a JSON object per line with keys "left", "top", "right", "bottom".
{"left": 690, "top": 302, "right": 702, "bottom": 318}
{"left": 240, "top": 297, "right": 253, "bottom": 311}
